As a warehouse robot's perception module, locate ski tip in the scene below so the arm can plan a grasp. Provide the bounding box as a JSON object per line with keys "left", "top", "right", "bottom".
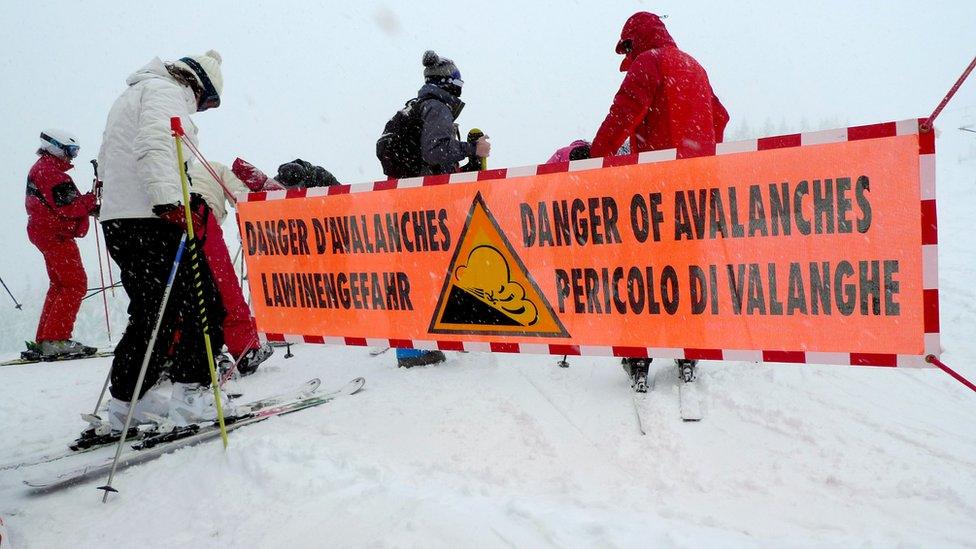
{"left": 345, "top": 377, "right": 366, "bottom": 395}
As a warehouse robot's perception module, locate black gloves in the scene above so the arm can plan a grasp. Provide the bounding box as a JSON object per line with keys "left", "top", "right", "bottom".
{"left": 276, "top": 159, "right": 339, "bottom": 188}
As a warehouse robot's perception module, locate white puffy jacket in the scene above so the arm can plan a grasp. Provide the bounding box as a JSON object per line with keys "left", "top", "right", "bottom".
{"left": 187, "top": 161, "right": 249, "bottom": 224}
{"left": 98, "top": 57, "right": 200, "bottom": 221}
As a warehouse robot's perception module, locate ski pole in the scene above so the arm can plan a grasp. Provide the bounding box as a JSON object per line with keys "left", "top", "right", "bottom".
{"left": 81, "top": 282, "right": 123, "bottom": 302}
{"left": 218, "top": 334, "right": 260, "bottom": 387}
{"left": 98, "top": 234, "right": 188, "bottom": 501}
{"left": 107, "top": 252, "right": 117, "bottom": 298}
{"left": 236, "top": 242, "right": 246, "bottom": 291}
{"left": 90, "top": 160, "right": 112, "bottom": 343}
{"left": 0, "top": 275, "right": 22, "bottom": 310}
{"left": 467, "top": 128, "right": 488, "bottom": 171}
{"left": 172, "top": 116, "right": 229, "bottom": 449}
{"left": 91, "top": 364, "right": 112, "bottom": 417}
{"left": 91, "top": 160, "right": 117, "bottom": 298}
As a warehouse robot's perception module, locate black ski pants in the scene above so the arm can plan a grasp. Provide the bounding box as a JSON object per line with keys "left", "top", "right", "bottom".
{"left": 103, "top": 218, "right": 225, "bottom": 401}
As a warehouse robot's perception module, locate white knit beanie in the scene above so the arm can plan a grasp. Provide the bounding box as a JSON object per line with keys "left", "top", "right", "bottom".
{"left": 174, "top": 49, "right": 223, "bottom": 98}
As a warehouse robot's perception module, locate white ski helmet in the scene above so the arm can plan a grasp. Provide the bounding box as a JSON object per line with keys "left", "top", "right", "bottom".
{"left": 39, "top": 129, "right": 80, "bottom": 160}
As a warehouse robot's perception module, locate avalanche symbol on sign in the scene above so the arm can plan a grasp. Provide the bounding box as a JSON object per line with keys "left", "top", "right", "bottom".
{"left": 429, "top": 193, "right": 569, "bottom": 337}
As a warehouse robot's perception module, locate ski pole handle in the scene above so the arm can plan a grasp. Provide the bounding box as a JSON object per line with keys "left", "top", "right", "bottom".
{"left": 170, "top": 116, "right": 185, "bottom": 137}
{"left": 90, "top": 159, "right": 103, "bottom": 196}
{"left": 467, "top": 128, "right": 488, "bottom": 171}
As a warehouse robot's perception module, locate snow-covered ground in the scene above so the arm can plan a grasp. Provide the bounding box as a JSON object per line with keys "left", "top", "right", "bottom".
{"left": 1, "top": 347, "right": 975, "bottom": 548}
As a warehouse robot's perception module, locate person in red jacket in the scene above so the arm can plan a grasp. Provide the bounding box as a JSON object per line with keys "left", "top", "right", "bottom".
{"left": 592, "top": 13, "right": 729, "bottom": 392}
{"left": 590, "top": 12, "right": 729, "bottom": 160}
{"left": 25, "top": 130, "right": 98, "bottom": 358}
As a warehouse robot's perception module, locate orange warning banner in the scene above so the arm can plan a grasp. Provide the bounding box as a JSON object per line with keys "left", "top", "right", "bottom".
{"left": 237, "top": 130, "right": 933, "bottom": 359}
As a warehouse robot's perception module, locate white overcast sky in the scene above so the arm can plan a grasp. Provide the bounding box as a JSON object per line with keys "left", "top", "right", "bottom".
{"left": 0, "top": 0, "right": 973, "bottom": 290}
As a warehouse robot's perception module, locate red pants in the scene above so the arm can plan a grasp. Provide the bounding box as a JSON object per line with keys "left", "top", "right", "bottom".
{"left": 32, "top": 238, "right": 87, "bottom": 342}
{"left": 203, "top": 215, "right": 259, "bottom": 358}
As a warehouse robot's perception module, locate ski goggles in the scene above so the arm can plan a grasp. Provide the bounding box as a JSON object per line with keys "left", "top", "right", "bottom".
{"left": 62, "top": 144, "right": 80, "bottom": 159}
{"left": 179, "top": 56, "right": 221, "bottom": 112}
{"left": 447, "top": 69, "right": 464, "bottom": 89}
{"left": 41, "top": 133, "right": 80, "bottom": 159}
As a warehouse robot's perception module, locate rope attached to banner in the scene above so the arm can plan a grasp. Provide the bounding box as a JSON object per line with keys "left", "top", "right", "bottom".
{"left": 926, "top": 355, "right": 976, "bottom": 394}
{"left": 921, "top": 54, "right": 976, "bottom": 132}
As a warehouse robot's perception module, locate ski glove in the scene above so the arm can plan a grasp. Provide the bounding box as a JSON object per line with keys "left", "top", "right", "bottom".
{"left": 232, "top": 158, "right": 270, "bottom": 192}
{"left": 568, "top": 143, "right": 591, "bottom": 161}
{"left": 276, "top": 159, "right": 339, "bottom": 188}
{"left": 153, "top": 201, "right": 208, "bottom": 238}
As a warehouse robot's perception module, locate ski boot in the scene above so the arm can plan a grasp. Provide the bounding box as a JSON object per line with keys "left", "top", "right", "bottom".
{"left": 397, "top": 349, "right": 447, "bottom": 368}
{"left": 237, "top": 343, "right": 274, "bottom": 376}
{"left": 72, "top": 392, "right": 173, "bottom": 450}
{"left": 676, "top": 359, "right": 698, "bottom": 383}
{"left": 168, "top": 382, "right": 241, "bottom": 427}
{"left": 217, "top": 353, "right": 237, "bottom": 380}
{"left": 107, "top": 391, "right": 172, "bottom": 432}
{"left": 36, "top": 340, "right": 97, "bottom": 360}
{"left": 20, "top": 340, "right": 42, "bottom": 361}
{"left": 622, "top": 357, "right": 651, "bottom": 393}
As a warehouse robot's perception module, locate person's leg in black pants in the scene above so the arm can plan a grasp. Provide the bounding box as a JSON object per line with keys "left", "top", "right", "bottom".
{"left": 103, "top": 218, "right": 225, "bottom": 401}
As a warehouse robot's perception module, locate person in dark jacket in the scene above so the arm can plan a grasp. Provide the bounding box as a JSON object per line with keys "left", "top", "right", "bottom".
{"left": 25, "top": 130, "right": 98, "bottom": 358}
{"left": 414, "top": 50, "right": 490, "bottom": 175}
{"left": 384, "top": 50, "right": 490, "bottom": 368}
{"left": 592, "top": 13, "right": 729, "bottom": 391}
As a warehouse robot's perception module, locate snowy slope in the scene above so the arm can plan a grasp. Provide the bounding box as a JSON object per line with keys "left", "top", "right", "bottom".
{"left": 1, "top": 117, "right": 975, "bottom": 548}
{"left": 0, "top": 345, "right": 974, "bottom": 548}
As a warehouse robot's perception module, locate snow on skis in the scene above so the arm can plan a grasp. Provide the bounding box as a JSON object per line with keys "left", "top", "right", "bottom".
{"left": 20, "top": 377, "right": 364, "bottom": 492}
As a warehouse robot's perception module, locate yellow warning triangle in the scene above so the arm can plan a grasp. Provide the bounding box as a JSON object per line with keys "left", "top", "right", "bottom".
{"left": 429, "top": 193, "right": 569, "bottom": 337}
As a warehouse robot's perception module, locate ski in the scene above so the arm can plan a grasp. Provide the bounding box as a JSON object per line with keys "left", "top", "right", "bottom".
{"left": 678, "top": 380, "right": 703, "bottom": 422}
{"left": 24, "top": 377, "right": 365, "bottom": 492}
{"left": 0, "top": 379, "right": 321, "bottom": 472}
{"left": 674, "top": 360, "right": 703, "bottom": 422}
{"left": 369, "top": 346, "right": 391, "bottom": 357}
{"left": 631, "top": 392, "right": 647, "bottom": 435}
{"left": 237, "top": 378, "right": 321, "bottom": 412}
{"left": 630, "top": 368, "right": 654, "bottom": 435}
{"left": 1, "top": 350, "right": 113, "bottom": 367}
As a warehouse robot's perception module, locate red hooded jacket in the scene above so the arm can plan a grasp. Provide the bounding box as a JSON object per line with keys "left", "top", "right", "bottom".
{"left": 591, "top": 12, "right": 729, "bottom": 159}
{"left": 26, "top": 153, "right": 96, "bottom": 245}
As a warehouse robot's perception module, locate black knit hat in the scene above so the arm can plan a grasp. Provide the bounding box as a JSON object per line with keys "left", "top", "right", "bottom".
{"left": 423, "top": 50, "right": 462, "bottom": 85}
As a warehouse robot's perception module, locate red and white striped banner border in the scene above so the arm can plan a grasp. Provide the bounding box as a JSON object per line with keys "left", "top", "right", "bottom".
{"left": 245, "top": 119, "right": 940, "bottom": 368}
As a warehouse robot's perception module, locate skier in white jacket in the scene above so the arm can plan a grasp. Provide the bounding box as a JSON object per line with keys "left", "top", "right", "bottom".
{"left": 97, "top": 50, "right": 232, "bottom": 430}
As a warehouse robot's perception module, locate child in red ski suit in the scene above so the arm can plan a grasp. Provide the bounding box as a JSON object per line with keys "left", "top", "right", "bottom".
{"left": 26, "top": 130, "right": 98, "bottom": 357}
